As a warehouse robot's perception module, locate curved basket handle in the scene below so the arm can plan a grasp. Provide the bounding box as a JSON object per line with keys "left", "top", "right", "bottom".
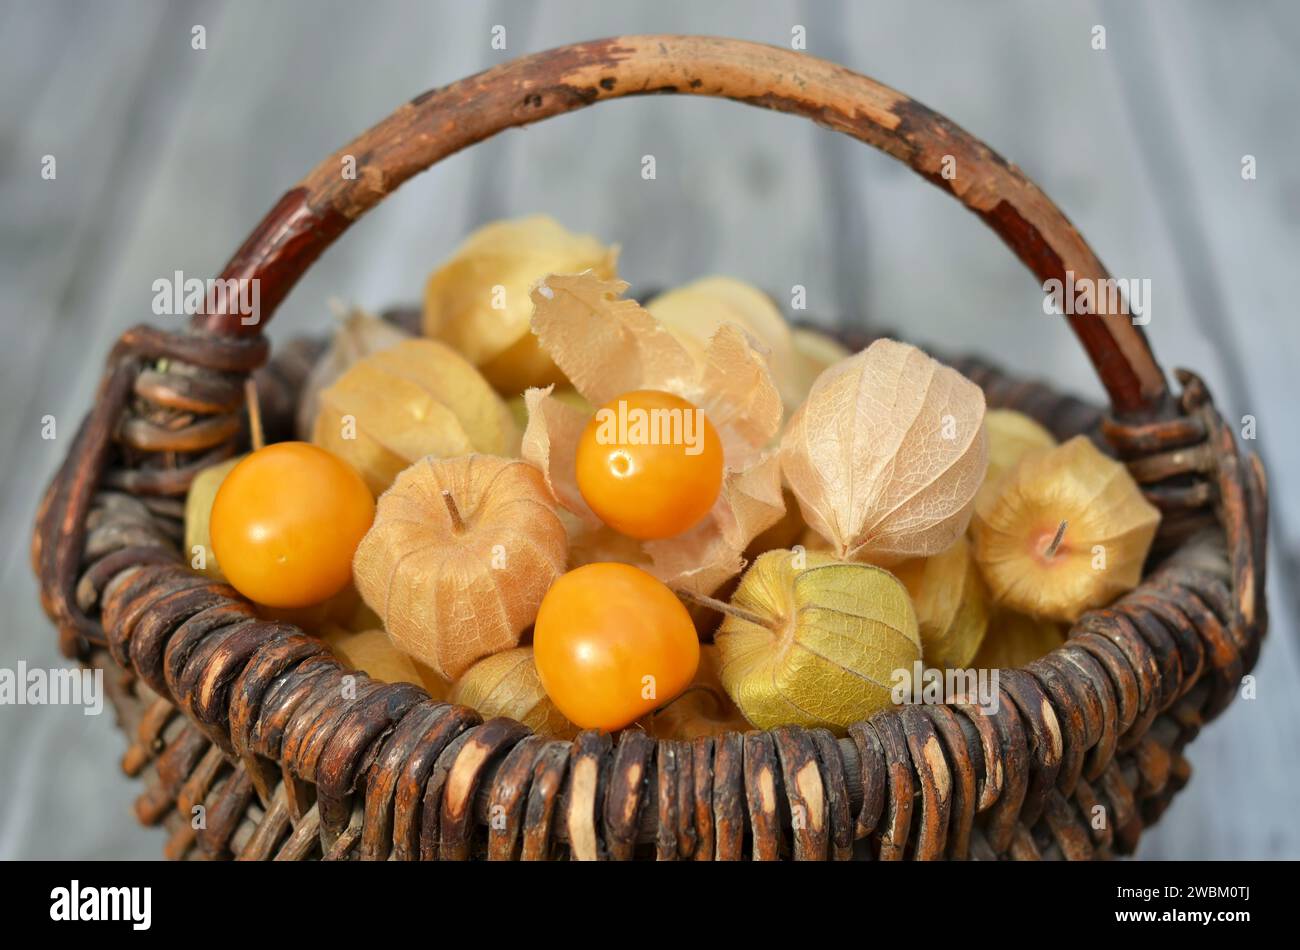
{"left": 195, "top": 34, "right": 1168, "bottom": 420}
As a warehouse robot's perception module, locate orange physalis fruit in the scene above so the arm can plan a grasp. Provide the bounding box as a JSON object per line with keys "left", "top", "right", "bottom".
{"left": 533, "top": 562, "right": 700, "bottom": 731}
{"left": 210, "top": 442, "right": 374, "bottom": 608}
{"left": 575, "top": 389, "right": 724, "bottom": 540}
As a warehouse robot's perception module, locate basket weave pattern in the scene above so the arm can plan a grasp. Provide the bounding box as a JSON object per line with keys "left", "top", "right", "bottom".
{"left": 32, "top": 37, "right": 1268, "bottom": 860}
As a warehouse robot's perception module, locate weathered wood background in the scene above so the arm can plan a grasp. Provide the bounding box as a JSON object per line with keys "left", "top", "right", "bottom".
{"left": 1, "top": 0, "right": 1296, "bottom": 859}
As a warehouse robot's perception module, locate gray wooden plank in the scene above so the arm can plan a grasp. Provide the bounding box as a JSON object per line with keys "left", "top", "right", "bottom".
{"left": 0, "top": 0, "right": 208, "bottom": 861}
{"left": 0, "top": 0, "right": 502, "bottom": 859}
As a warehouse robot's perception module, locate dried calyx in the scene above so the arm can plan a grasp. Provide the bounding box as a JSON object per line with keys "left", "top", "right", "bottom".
{"left": 780, "top": 338, "right": 988, "bottom": 566}
{"left": 351, "top": 454, "right": 568, "bottom": 680}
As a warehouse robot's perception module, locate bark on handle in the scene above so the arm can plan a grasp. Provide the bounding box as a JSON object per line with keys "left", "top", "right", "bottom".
{"left": 193, "top": 34, "right": 1169, "bottom": 419}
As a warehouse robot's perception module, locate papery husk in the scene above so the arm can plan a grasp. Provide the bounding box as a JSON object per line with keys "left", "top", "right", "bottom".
{"left": 522, "top": 274, "right": 786, "bottom": 594}
{"left": 641, "top": 451, "right": 785, "bottom": 596}
{"left": 422, "top": 215, "right": 619, "bottom": 391}
{"left": 715, "top": 549, "right": 921, "bottom": 732}
{"left": 449, "top": 647, "right": 577, "bottom": 739}
{"left": 643, "top": 645, "right": 749, "bottom": 739}
{"left": 889, "top": 535, "right": 990, "bottom": 669}
{"left": 295, "top": 304, "right": 411, "bottom": 440}
{"left": 971, "top": 609, "right": 1066, "bottom": 670}
{"left": 313, "top": 339, "right": 520, "bottom": 496}
{"left": 322, "top": 625, "right": 449, "bottom": 699}
{"left": 183, "top": 454, "right": 244, "bottom": 581}
{"left": 971, "top": 435, "right": 1160, "bottom": 623}
{"left": 352, "top": 454, "right": 568, "bottom": 680}
{"left": 646, "top": 277, "right": 811, "bottom": 412}
{"left": 521, "top": 385, "right": 599, "bottom": 525}
{"left": 780, "top": 338, "right": 987, "bottom": 565}
{"left": 506, "top": 386, "right": 589, "bottom": 432}
{"left": 975, "top": 408, "right": 1057, "bottom": 511}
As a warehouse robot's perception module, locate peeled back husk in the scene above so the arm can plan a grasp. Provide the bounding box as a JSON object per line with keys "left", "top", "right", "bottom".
{"left": 506, "top": 386, "right": 590, "bottom": 432}
{"left": 715, "top": 549, "right": 921, "bottom": 732}
{"left": 645, "top": 277, "right": 810, "bottom": 412}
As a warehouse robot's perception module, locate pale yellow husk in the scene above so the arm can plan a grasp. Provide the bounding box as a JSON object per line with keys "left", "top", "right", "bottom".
{"left": 975, "top": 408, "right": 1058, "bottom": 511}
{"left": 312, "top": 339, "right": 520, "bottom": 496}
{"left": 295, "top": 305, "right": 412, "bottom": 440}
{"left": 422, "top": 215, "right": 619, "bottom": 391}
{"left": 183, "top": 454, "right": 244, "bottom": 582}
{"left": 971, "top": 435, "right": 1160, "bottom": 623}
{"left": 890, "top": 534, "right": 991, "bottom": 669}
{"left": 971, "top": 609, "right": 1066, "bottom": 669}
{"left": 322, "top": 625, "right": 449, "bottom": 699}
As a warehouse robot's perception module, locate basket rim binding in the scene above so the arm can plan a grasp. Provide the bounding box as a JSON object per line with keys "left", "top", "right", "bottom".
{"left": 32, "top": 35, "right": 1268, "bottom": 860}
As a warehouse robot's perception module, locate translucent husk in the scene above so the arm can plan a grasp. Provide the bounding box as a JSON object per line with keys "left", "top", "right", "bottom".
{"left": 780, "top": 338, "right": 988, "bottom": 565}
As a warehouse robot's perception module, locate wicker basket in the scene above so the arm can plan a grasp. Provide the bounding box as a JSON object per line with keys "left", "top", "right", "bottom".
{"left": 32, "top": 36, "right": 1268, "bottom": 861}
